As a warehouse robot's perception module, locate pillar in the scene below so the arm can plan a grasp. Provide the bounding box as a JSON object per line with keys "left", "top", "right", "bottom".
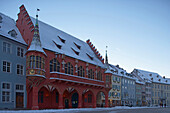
{"left": 58, "top": 93, "right": 63, "bottom": 109}
{"left": 78, "top": 93, "right": 82, "bottom": 108}
{"left": 105, "top": 92, "right": 109, "bottom": 107}
{"left": 31, "top": 86, "right": 39, "bottom": 110}
{"left": 93, "top": 94, "right": 96, "bottom": 108}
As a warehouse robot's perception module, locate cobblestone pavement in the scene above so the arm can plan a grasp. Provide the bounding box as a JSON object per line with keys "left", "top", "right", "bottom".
{"left": 116, "top": 107, "right": 170, "bottom": 113}
{"left": 75, "top": 107, "right": 170, "bottom": 113}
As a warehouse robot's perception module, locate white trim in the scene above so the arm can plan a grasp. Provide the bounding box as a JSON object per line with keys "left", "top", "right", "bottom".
{"left": 14, "top": 83, "right": 26, "bottom": 108}
{"left": 2, "top": 60, "right": 12, "bottom": 73}
{"left": 2, "top": 41, "right": 12, "bottom": 54}
{"left": 50, "top": 77, "right": 104, "bottom": 87}
{"left": 27, "top": 74, "right": 46, "bottom": 78}
{"left": 16, "top": 46, "right": 25, "bottom": 58}
{"left": 50, "top": 72, "right": 104, "bottom": 83}
{"left": 16, "top": 63, "right": 24, "bottom": 76}
{"left": 1, "top": 82, "right": 11, "bottom": 103}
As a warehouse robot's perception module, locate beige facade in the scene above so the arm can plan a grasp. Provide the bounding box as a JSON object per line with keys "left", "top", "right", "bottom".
{"left": 108, "top": 74, "right": 121, "bottom": 106}
{"left": 152, "top": 82, "right": 170, "bottom": 106}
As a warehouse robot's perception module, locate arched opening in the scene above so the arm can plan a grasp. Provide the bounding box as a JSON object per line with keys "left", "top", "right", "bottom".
{"left": 38, "top": 86, "right": 59, "bottom": 109}
{"left": 63, "top": 87, "right": 79, "bottom": 109}
{"left": 96, "top": 91, "right": 105, "bottom": 107}
{"left": 82, "top": 89, "right": 94, "bottom": 108}
{"left": 71, "top": 92, "right": 78, "bottom": 108}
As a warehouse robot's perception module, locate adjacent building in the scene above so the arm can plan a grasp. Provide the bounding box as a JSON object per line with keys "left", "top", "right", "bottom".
{"left": 132, "top": 69, "right": 170, "bottom": 106}
{"left": 0, "top": 13, "right": 27, "bottom": 109}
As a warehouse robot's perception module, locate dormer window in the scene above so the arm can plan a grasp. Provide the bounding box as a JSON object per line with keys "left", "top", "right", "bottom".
{"left": 149, "top": 74, "right": 152, "bottom": 76}
{"left": 151, "top": 78, "right": 153, "bottom": 80}
{"left": 86, "top": 53, "right": 93, "bottom": 60}
{"left": 71, "top": 48, "right": 79, "bottom": 55}
{"left": 0, "top": 15, "right": 2, "bottom": 23}
{"left": 121, "top": 71, "right": 124, "bottom": 75}
{"left": 158, "top": 79, "right": 161, "bottom": 81}
{"left": 8, "top": 29, "right": 17, "bottom": 38}
{"left": 58, "top": 36, "right": 65, "bottom": 43}
{"left": 53, "top": 40, "right": 62, "bottom": 49}
{"left": 157, "top": 75, "right": 159, "bottom": 78}
{"left": 74, "top": 42, "right": 81, "bottom": 50}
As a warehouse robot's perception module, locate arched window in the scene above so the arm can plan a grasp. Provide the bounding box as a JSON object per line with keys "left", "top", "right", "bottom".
{"left": 78, "top": 66, "right": 85, "bottom": 77}
{"left": 28, "top": 55, "right": 45, "bottom": 69}
{"left": 50, "top": 58, "right": 60, "bottom": 72}
{"left": 88, "top": 69, "right": 94, "bottom": 79}
{"left": 97, "top": 71, "right": 102, "bottom": 81}
{"left": 65, "top": 62, "right": 73, "bottom": 75}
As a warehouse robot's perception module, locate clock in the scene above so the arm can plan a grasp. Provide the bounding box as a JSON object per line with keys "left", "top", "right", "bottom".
{"left": 29, "top": 69, "right": 35, "bottom": 75}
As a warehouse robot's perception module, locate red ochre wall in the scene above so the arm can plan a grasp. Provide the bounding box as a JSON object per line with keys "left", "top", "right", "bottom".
{"left": 17, "top": 5, "right": 111, "bottom": 109}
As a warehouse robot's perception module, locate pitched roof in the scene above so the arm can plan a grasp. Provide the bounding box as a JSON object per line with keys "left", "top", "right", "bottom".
{"left": 27, "top": 15, "right": 46, "bottom": 55}
{"left": 30, "top": 17, "right": 105, "bottom": 68}
{"left": 0, "top": 12, "right": 26, "bottom": 45}
{"left": 108, "top": 64, "right": 135, "bottom": 80}
{"left": 135, "top": 69, "right": 170, "bottom": 84}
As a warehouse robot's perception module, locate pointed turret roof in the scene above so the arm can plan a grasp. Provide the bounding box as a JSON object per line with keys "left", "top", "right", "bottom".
{"left": 27, "top": 10, "right": 46, "bottom": 56}
{"left": 105, "top": 46, "right": 108, "bottom": 64}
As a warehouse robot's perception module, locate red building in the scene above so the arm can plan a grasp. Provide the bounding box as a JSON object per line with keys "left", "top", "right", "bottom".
{"left": 16, "top": 5, "right": 111, "bottom": 110}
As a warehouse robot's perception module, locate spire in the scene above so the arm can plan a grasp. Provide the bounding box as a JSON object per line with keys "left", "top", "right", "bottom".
{"left": 31, "top": 8, "right": 41, "bottom": 47}
{"left": 105, "top": 46, "right": 108, "bottom": 64}
{"left": 27, "top": 9, "right": 46, "bottom": 56}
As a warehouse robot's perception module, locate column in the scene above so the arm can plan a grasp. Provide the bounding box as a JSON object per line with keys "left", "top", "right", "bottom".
{"left": 93, "top": 94, "right": 96, "bottom": 108}
{"left": 78, "top": 93, "right": 82, "bottom": 108}
{"left": 105, "top": 92, "right": 109, "bottom": 107}
{"left": 58, "top": 93, "right": 63, "bottom": 109}
{"left": 31, "top": 86, "right": 39, "bottom": 110}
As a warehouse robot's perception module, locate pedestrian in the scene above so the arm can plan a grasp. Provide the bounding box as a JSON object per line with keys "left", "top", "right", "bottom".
{"left": 164, "top": 103, "right": 166, "bottom": 108}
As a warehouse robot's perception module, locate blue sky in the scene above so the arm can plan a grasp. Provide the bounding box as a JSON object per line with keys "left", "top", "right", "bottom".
{"left": 1, "top": 0, "right": 170, "bottom": 77}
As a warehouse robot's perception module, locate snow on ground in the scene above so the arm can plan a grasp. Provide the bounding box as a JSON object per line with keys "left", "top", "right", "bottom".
{"left": 0, "top": 106, "right": 159, "bottom": 113}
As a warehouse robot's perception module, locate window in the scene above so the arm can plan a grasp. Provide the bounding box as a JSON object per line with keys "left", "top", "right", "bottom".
{"left": 56, "top": 92, "right": 59, "bottom": 103}
{"left": 17, "top": 47, "right": 24, "bottom": 57}
{"left": 88, "top": 69, "right": 94, "bottom": 79}
{"left": 97, "top": 71, "right": 102, "bottom": 81}
{"left": 16, "top": 84, "right": 24, "bottom": 90}
{"left": 106, "top": 75, "right": 110, "bottom": 83}
{"left": 3, "top": 42, "right": 11, "bottom": 53}
{"left": 58, "top": 36, "right": 65, "bottom": 43}
{"left": 38, "top": 91, "right": 43, "bottom": 103}
{"left": 78, "top": 66, "right": 85, "bottom": 77}
{"left": 17, "top": 64, "right": 24, "bottom": 75}
{"left": 28, "top": 55, "right": 45, "bottom": 69}
{"left": 71, "top": 48, "right": 79, "bottom": 55}
{"left": 65, "top": 62, "right": 73, "bottom": 75}
{"left": 50, "top": 58, "right": 60, "bottom": 72}
{"left": 3, "top": 61, "right": 11, "bottom": 72}
{"left": 74, "top": 42, "right": 81, "bottom": 50}
{"left": 2, "top": 83, "right": 10, "bottom": 102}
{"left": 88, "top": 94, "right": 92, "bottom": 103}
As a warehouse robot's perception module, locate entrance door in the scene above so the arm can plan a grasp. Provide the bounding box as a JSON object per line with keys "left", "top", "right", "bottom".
{"left": 65, "top": 99, "right": 69, "bottom": 108}
{"left": 71, "top": 92, "right": 78, "bottom": 108}
{"left": 16, "top": 92, "right": 24, "bottom": 108}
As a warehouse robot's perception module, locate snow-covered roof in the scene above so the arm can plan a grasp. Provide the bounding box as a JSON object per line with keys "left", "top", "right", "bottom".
{"left": 135, "top": 69, "right": 170, "bottom": 84}
{"left": 133, "top": 76, "right": 145, "bottom": 85}
{"left": 0, "top": 12, "right": 26, "bottom": 45}
{"left": 30, "top": 17, "right": 105, "bottom": 68}
{"left": 108, "top": 64, "right": 135, "bottom": 80}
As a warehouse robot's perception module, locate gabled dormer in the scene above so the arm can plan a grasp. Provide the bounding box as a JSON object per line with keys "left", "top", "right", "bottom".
{"left": 8, "top": 29, "right": 17, "bottom": 38}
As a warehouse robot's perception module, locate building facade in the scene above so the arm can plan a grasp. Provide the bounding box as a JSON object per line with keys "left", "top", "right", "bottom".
{"left": 132, "top": 69, "right": 170, "bottom": 107}
{"left": 16, "top": 5, "right": 112, "bottom": 110}
{"left": 0, "top": 13, "right": 27, "bottom": 109}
